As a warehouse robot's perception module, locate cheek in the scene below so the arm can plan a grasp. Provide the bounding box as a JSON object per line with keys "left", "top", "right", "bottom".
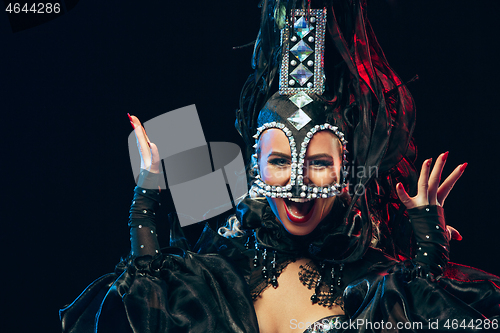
{"left": 259, "top": 162, "right": 291, "bottom": 186}
{"left": 314, "top": 197, "right": 336, "bottom": 222}
{"left": 266, "top": 197, "right": 276, "bottom": 211}
{"left": 307, "top": 167, "right": 339, "bottom": 186}
{"left": 266, "top": 197, "right": 285, "bottom": 221}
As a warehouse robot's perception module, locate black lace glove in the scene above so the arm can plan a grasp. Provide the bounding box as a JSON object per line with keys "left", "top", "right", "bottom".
{"left": 129, "top": 169, "right": 161, "bottom": 256}
{"left": 408, "top": 205, "right": 449, "bottom": 276}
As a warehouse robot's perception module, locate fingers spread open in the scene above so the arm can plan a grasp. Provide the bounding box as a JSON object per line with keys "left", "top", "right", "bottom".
{"left": 437, "top": 163, "right": 467, "bottom": 206}
{"left": 149, "top": 142, "right": 161, "bottom": 173}
{"left": 400, "top": 153, "right": 465, "bottom": 210}
{"left": 130, "top": 116, "right": 149, "bottom": 148}
{"left": 428, "top": 152, "right": 448, "bottom": 205}
{"left": 396, "top": 182, "right": 415, "bottom": 209}
{"left": 416, "top": 158, "right": 432, "bottom": 205}
{"left": 130, "top": 114, "right": 153, "bottom": 170}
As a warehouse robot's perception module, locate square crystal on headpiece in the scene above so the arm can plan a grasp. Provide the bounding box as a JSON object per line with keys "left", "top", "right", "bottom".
{"left": 294, "top": 16, "right": 314, "bottom": 38}
{"left": 279, "top": 8, "right": 327, "bottom": 95}
{"left": 289, "top": 91, "right": 313, "bottom": 108}
{"left": 290, "top": 40, "right": 313, "bottom": 62}
{"left": 287, "top": 109, "right": 311, "bottom": 131}
{"left": 290, "top": 63, "right": 313, "bottom": 86}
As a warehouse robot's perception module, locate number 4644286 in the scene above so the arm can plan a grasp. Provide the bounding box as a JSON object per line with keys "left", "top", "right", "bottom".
{"left": 5, "top": 3, "right": 61, "bottom": 14}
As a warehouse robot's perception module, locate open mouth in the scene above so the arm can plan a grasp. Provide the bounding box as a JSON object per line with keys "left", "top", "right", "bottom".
{"left": 284, "top": 198, "right": 315, "bottom": 223}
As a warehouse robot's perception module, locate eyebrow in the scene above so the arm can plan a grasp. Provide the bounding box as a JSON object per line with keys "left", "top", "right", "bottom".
{"left": 268, "top": 152, "right": 292, "bottom": 159}
{"left": 306, "top": 153, "right": 333, "bottom": 160}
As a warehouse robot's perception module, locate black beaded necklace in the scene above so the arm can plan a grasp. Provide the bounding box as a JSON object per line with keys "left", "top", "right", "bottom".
{"left": 247, "top": 233, "right": 345, "bottom": 308}
{"left": 235, "top": 196, "right": 352, "bottom": 308}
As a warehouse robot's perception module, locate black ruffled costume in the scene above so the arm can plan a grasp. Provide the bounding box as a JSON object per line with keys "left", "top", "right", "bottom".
{"left": 60, "top": 1, "right": 500, "bottom": 330}
{"left": 60, "top": 171, "right": 500, "bottom": 333}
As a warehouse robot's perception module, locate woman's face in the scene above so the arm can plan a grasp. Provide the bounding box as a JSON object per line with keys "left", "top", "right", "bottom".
{"left": 258, "top": 129, "right": 343, "bottom": 236}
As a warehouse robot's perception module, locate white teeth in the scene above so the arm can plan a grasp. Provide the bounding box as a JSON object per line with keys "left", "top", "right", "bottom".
{"left": 288, "top": 197, "right": 312, "bottom": 203}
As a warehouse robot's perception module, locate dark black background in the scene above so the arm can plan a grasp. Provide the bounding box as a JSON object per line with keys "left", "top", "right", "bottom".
{"left": 1, "top": 1, "right": 499, "bottom": 332}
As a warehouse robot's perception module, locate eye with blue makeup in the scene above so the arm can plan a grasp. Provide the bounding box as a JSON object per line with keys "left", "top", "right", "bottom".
{"left": 268, "top": 157, "right": 291, "bottom": 167}
{"left": 307, "top": 159, "right": 333, "bottom": 168}
{"left": 305, "top": 153, "right": 335, "bottom": 170}
{"left": 266, "top": 152, "right": 292, "bottom": 168}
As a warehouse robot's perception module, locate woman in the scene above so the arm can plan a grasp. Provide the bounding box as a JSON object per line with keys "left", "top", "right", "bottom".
{"left": 245, "top": 96, "right": 465, "bottom": 331}
{"left": 60, "top": 1, "right": 500, "bottom": 332}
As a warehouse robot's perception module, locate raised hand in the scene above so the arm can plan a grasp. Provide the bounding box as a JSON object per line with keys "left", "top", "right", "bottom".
{"left": 128, "top": 114, "right": 160, "bottom": 174}
{"left": 396, "top": 152, "right": 467, "bottom": 241}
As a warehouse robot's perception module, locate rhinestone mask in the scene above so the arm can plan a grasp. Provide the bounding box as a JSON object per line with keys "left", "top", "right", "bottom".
{"left": 249, "top": 93, "right": 348, "bottom": 200}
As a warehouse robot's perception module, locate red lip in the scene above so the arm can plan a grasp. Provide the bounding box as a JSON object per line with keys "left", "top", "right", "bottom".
{"left": 284, "top": 199, "right": 315, "bottom": 223}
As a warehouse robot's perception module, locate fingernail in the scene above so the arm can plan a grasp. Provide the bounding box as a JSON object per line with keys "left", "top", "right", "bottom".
{"left": 427, "top": 159, "right": 432, "bottom": 166}
{"left": 460, "top": 163, "right": 468, "bottom": 172}
{"left": 127, "top": 113, "right": 135, "bottom": 129}
{"left": 443, "top": 151, "right": 449, "bottom": 162}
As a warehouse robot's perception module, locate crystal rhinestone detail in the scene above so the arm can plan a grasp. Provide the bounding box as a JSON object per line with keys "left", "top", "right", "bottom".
{"left": 251, "top": 121, "right": 347, "bottom": 199}
{"left": 287, "top": 109, "right": 311, "bottom": 130}
{"left": 289, "top": 91, "right": 313, "bottom": 108}
{"left": 294, "top": 123, "right": 349, "bottom": 187}
{"left": 290, "top": 63, "right": 313, "bottom": 86}
{"left": 279, "top": 9, "right": 327, "bottom": 95}
{"left": 290, "top": 40, "right": 313, "bottom": 62}
{"left": 293, "top": 16, "right": 314, "bottom": 38}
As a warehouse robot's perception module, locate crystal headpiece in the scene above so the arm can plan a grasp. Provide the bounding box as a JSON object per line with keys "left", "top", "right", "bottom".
{"left": 279, "top": 8, "right": 327, "bottom": 95}
{"left": 249, "top": 8, "right": 347, "bottom": 200}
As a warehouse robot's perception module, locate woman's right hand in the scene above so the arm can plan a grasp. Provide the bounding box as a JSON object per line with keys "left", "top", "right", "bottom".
{"left": 128, "top": 114, "right": 160, "bottom": 174}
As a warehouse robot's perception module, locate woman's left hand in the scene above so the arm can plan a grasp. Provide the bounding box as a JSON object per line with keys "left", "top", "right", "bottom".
{"left": 396, "top": 152, "right": 466, "bottom": 241}
{"left": 396, "top": 152, "right": 467, "bottom": 209}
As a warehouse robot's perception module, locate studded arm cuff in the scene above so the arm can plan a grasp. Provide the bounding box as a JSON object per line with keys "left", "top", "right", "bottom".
{"left": 408, "top": 205, "right": 449, "bottom": 275}
{"left": 129, "top": 169, "right": 161, "bottom": 257}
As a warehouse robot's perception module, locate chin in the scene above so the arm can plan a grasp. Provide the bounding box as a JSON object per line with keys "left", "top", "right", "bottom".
{"left": 267, "top": 196, "right": 336, "bottom": 236}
